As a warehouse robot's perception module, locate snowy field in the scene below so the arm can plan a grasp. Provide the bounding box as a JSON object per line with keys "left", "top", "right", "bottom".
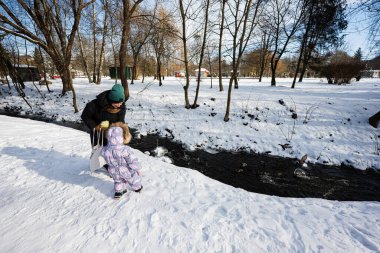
{"left": 0, "top": 76, "right": 379, "bottom": 170}
{"left": 0, "top": 116, "right": 379, "bottom": 252}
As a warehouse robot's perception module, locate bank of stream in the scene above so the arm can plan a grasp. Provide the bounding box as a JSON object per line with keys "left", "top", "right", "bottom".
{"left": 1, "top": 110, "right": 379, "bottom": 202}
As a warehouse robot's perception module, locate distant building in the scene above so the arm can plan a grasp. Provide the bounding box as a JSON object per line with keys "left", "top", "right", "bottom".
{"left": 14, "top": 65, "right": 40, "bottom": 82}
{"left": 109, "top": 66, "right": 132, "bottom": 79}
{"left": 174, "top": 70, "right": 186, "bottom": 77}
{"left": 365, "top": 55, "right": 380, "bottom": 78}
{"left": 194, "top": 68, "right": 209, "bottom": 77}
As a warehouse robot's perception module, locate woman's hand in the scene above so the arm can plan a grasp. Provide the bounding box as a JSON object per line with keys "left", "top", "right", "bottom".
{"left": 95, "top": 120, "right": 110, "bottom": 130}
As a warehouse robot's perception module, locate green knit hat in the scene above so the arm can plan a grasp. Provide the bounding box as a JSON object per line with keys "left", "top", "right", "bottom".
{"left": 107, "top": 84, "right": 125, "bottom": 103}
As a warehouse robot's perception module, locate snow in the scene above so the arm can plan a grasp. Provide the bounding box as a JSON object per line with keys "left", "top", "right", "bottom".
{"left": 0, "top": 76, "right": 379, "bottom": 170}
{"left": 0, "top": 77, "right": 380, "bottom": 252}
{"left": 0, "top": 115, "right": 379, "bottom": 252}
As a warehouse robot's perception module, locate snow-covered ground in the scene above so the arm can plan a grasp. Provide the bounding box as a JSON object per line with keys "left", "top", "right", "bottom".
{"left": 0, "top": 116, "right": 379, "bottom": 252}
{"left": 0, "top": 76, "right": 379, "bottom": 170}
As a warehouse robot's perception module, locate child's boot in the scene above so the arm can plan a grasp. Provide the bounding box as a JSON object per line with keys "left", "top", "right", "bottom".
{"left": 134, "top": 186, "right": 143, "bottom": 193}
{"left": 114, "top": 189, "right": 127, "bottom": 199}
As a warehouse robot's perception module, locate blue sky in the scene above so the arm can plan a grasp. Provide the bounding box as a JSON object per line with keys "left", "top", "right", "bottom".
{"left": 344, "top": 11, "right": 372, "bottom": 58}
{"left": 344, "top": 1, "right": 376, "bottom": 59}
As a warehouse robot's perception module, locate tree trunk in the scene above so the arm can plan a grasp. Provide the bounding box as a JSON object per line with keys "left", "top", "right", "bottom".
{"left": 119, "top": 0, "right": 143, "bottom": 100}
{"left": 224, "top": 76, "right": 234, "bottom": 122}
{"left": 270, "top": 60, "right": 277, "bottom": 86}
{"left": 292, "top": 2, "right": 314, "bottom": 88}
{"left": 131, "top": 65, "right": 136, "bottom": 84}
{"left": 77, "top": 32, "right": 92, "bottom": 83}
{"left": 142, "top": 66, "right": 145, "bottom": 83}
{"left": 120, "top": 0, "right": 131, "bottom": 101}
{"left": 131, "top": 50, "right": 139, "bottom": 85}
{"left": 96, "top": 0, "right": 108, "bottom": 84}
{"left": 92, "top": 2, "right": 97, "bottom": 83}
{"left": 259, "top": 31, "right": 270, "bottom": 82}
{"left": 157, "top": 58, "right": 162, "bottom": 86}
{"left": 38, "top": 45, "right": 51, "bottom": 92}
{"left": 110, "top": 33, "right": 118, "bottom": 84}
{"left": 179, "top": 0, "right": 190, "bottom": 108}
{"left": 207, "top": 46, "right": 213, "bottom": 88}
{"left": 25, "top": 41, "right": 43, "bottom": 98}
{"left": 218, "top": 0, "right": 227, "bottom": 92}
{"left": 299, "top": 45, "right": 313, "bottom": 82}
{"left": 192, "top": 0, "right": 210, "bottom": 108}
{"left": 60, "top": 66, "right": 78, "bottom": 112}
{"left": 292, "top": 39, "right": 309, "bottom": 88}
{"left": 108, "top": 9, "right": 118, "bottom": 84}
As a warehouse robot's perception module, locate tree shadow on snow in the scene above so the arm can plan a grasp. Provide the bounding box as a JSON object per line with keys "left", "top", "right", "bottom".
{"left": 2, "top": 146, "right": 112, "bottom": 197}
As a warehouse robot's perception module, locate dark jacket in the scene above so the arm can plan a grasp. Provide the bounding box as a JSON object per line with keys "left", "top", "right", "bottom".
{"left": 81, "top": 90, "right": 126, "bottom": 146}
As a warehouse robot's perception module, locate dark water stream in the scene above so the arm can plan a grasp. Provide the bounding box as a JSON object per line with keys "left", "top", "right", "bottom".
{"left": 1, "top": 109, "right": 379, "bottom": 201}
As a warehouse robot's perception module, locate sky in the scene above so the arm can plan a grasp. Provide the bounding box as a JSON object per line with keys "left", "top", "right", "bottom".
{"left": 344, "top": 4, "right": 373, "bottom": 58}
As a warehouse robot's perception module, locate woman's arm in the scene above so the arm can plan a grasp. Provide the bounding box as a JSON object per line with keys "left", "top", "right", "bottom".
{"left": 81, "top": 101, "right": 98, "bottom": 130}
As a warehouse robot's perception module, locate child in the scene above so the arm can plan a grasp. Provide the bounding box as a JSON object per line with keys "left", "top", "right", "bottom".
{"left": 101, "top": 123, "right": 143, "bottom": 199}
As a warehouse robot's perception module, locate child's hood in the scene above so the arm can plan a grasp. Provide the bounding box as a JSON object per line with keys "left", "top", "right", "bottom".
{"left": 111, "top": 122, "right": 132, "bottom": 144}
{"left": 106, "top": 126, "right": 124, "bottom": 146}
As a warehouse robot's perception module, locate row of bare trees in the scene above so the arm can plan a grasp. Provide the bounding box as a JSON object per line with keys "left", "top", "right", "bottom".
{"left": 174, "top": 0, "right": 347, "bottom": 121}
{"left": 0, "top": 0, "right": 350, "bottom": 120}
{"left": 0, "top": 0, "right": 144, "bottom": 112}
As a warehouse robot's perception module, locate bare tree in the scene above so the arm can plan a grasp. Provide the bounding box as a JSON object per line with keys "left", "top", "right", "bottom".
{"left": 129, "top": 8, "right": 152, "bottom": 84}
{"left": 92, "top": 2, "right": 97, "bottom": 83}
{"left": 223, "top": 0, "right": 263, "bottom": 122}
{"left": 291, "top": 0, "right": 315, "bottom": 89}
{"left": 352, "top": 0, "right": 380, "bottom": 55}
{"left": 139, "top": 44, "right": 156, "bottom": 82}
{"left": 149, "top": 6, "right": 177, "bottom": 86}
{"left": 106, "top": 0, "right": 122, "bottom": 84}
{"left": 77, "top": 31, "right": 92, "bottom": 82}
{"left": 0, "top": 0, "right": 94, "bottom": 112}
{"left": 95, "top": 0, "right": 109, "bottom": 84}
{"left": 79, "top": 0, "right": 109, "bottom": 84}
{"left": 0, "top": 39, "right": 31, "bottom": 108}
{"left": 264, "top": 0, "right": 305, "bottom": 87}
{"left": 34, "top": 45, "right": 51, "bottom": 92}
{"left": 218, "top": 0, "right": 227, "bottom": 91}
{"left": 365, "top": 0, "right": 380, "bottom": 54}
{"left": 192, "top": 0, "right": 211, "bottom": 108}
{"left": 178, "top": 0, "right": 194, "bottom": 108}
{"left": 24, "top": 40, "right": 43, "bottom": 98}
{"left": 119, "top": 0, "right": 144, "bottom": 101}
{"left": 257, "top": 26, "right": 272, "bottom": 82}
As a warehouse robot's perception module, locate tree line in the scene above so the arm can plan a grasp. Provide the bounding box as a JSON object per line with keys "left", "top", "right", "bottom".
{"left": 0, "top": 0, "right": 378, "bottom": 120}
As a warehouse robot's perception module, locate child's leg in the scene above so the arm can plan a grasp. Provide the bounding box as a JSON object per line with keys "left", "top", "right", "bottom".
{"left": 118, "top": 167, "right": 142, "bottom": 191}
{"left": 114, "top": 178, "right": 125, "bottom": 193}
{"left": 108, "top": 168, "right": 126, "bottom": 193}
{"left": 127, "top": 170, "right": 142, "bottom": 191}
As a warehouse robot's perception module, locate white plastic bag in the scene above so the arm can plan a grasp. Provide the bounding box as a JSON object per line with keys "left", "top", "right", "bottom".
{"left": 89, "top": 129, "right": 106, "bottom": 173}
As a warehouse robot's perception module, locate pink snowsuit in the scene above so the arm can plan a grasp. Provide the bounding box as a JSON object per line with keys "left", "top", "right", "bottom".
{"left": 101, "top": 126, "right": 142, "bottom": 192}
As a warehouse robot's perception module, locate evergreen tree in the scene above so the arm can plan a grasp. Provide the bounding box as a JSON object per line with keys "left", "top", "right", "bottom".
{"left": 297, "top": 0, "right": 348, "bottom": 82}
{"left": 354, "top": 48, "right": 362, "bottom": 61}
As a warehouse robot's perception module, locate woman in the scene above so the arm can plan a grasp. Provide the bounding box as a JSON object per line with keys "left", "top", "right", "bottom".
{"left": 81, "top": 83, "right": 126, "bottom": 147}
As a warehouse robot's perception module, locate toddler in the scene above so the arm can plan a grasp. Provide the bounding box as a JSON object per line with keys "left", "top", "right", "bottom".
{"left": 101, "top": 124, "right": 142, "bottom": 199}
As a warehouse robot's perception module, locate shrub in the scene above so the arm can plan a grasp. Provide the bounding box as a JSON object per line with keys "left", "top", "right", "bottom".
{"left": 311, "top": 50, "right": 365, "bottom": 84}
